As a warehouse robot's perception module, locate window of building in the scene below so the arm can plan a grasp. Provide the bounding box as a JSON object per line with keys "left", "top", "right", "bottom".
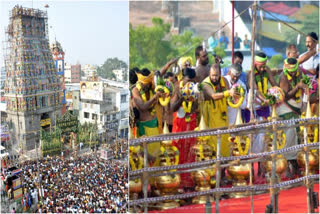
{"left": 112, "top": 114, "right": 116, "bottom": 120}
{"left": 84, "top": 112, "right": 89, "bottom": 119}
{"left": 121, "top": 94, "right": 127, "bottom": 103}
{"left": 107, "top": 115, "right": 110, "bottom": 121}
{"left": 100, "top": 115, "right": 103, "bottom": 122}
{"left": 121, "top": 111, "right": 128, "bottom": 118}
{"left": 92, "top": 113, "right": 97, "bottom": 120}
{"left": 42, "top": 96, "right": 46, "bottom": 107}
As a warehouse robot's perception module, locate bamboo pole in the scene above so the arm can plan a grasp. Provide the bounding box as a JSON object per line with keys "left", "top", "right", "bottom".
{"left": 304, "top": 126, "right": 314, "bottom": 213}
{"left": 249, "top": 133, "right": 254, "bottom": 213}
{"left": 249, "top": 0, "right": 257, "bottom": 120}
{"left": 231, "top": 1, "right": 235, "bottom": 64}
{"left": 215, "top": 135, "right": 222, "bottom": 213}
{"left": 143, "top": 141, "right": 148, "bottom": 213}
{"left": 271, "top": 126, "right": 279, "bottom": 213}
{"left": 303, "top": 95, "right": 314, "bottom": 213}
{"left": 249, "top": 1, "right": 258, "bottom": 212}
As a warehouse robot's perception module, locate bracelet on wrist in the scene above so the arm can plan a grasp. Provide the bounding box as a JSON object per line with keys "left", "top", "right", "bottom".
{"left": 223, "top": 91, "right": 230, "bottom": 97}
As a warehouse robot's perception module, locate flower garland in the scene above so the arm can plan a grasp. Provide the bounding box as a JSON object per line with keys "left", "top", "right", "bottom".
{"left": 227, "top": 84, "right": 245, "bottom": 108}
{"left": 160, "top": 145, "right": 171, "bottom": 166}
{"left": 129, "top": 146, "right": 143, "bottom": 182}
{"left": 209, "top": 166, "right": 216, "bottom": 186}
{"left": 211, "top": 77, "right": 228, "bottom": 116}
{"left": 172, "top": 146, "right": 179, "bottom": 166}
{"left": 230, "top": 136, "right": 250, "bottom": 156}
{"left": 198, "top": 144, "right": 204, "bottom": 160}
{"left": 307, "top": 126, "right": 318, "bottom": 153}
{"left": 159, "top": 144, "right": 180, "bottom": 171}
{"left": 255, "top": 69, "right": 268, "bottom": 96}
{"left": 278, "top": 132, "right": 286, "bottom": 150}
{"left": 136, "top": 82, "right": 155, "bottom": 116}
{"left": 268, "top": 131, "right": 286, "bottom": 150}
{"left": 155, "top": 85, "right": 170, "bottom": 106}
{"left": 179, "top": 81, "right": 196, "bottom": 122}
{"left": 182, "top": 100, "right": 192, "bottom": 122}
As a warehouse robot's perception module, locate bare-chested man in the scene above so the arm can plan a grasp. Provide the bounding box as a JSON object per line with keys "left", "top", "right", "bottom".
{"left": 195, "top": 45, "right": 210, "bottom": 83}
{"left": 131, "top": 68, "right": 162, "bottom": 163}
{"left": 277, "top": 57, "right": 308, "bottom": 177}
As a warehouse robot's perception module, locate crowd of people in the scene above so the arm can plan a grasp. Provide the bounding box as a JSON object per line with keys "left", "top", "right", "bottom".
{"left": 129, "top": 31, "right": 319, "bottom": 189}
{"left": 207, "top": 31, "right": 251, "bottom": 50}
{"left": 3, "top": 154, "right": 128, "bottom": 213}
{"left": 106, "top": 139, "right": 128, "bottom": 160}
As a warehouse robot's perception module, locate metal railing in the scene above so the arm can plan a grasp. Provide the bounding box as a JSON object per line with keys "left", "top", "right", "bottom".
{"left": 129, "top": 117, "right": 320, "bottom": 213}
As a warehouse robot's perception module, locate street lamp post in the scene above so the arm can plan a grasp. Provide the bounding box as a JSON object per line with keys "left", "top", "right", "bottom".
{"left": 35, "top": 132, "right": 42, "bottom": 201}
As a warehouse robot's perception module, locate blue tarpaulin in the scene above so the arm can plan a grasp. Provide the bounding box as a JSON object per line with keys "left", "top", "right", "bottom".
{"left": 258, "top": 11, "right": 296, "bottom": 23}
{"left": 261, "top": 47, "right": 286, "bottom": 58}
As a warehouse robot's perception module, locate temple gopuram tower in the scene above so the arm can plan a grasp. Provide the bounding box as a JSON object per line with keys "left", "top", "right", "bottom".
{"left": 3, "top": 5, "right": 62, "bottom": 151}
{"left": 51, "top": 40, "right": 67, "bottom": 115}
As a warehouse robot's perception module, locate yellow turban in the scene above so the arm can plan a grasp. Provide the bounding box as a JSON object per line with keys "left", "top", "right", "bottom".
{"left": 136, "top": 71, "right": 154, "bottom": 85}
{"left": 178, "top": 56, "right": 193, "bottom": 69}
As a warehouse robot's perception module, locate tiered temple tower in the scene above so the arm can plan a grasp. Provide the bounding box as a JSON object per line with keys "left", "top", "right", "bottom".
{"left": 3, "top": 5, "right": 62, "bottom": 151}
{"left": 51, "top": 40, "right": 66, "bottom": 115}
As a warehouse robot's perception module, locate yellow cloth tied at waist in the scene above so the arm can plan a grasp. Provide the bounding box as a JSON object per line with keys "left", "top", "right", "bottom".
{"left": 137, "top": 117, "right": 160, "bottom": 159}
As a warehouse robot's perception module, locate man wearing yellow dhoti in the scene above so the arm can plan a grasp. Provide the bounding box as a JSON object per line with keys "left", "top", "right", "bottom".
{"left": 131, "top": 68, "right": 162, "bottom": 164}
{"left": 202, "top": 64, "right": 235, "bottom": 157}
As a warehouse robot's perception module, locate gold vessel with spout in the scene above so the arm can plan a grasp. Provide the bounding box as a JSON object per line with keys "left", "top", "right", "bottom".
{"left": 191, "top": 116, "right": 215, "bottom": 204}
{"left": 154, "top": 123, "right": 181, "bottom": 210}
{"left": 264, "top": 130, "right": 288, "bottom": 182}
{"left": 227, "top": 109, "right": 251, "bottom": 198}
{"left": 128, "top": 128, "right": 143, "bottom": 213}
{"left": 227, "top": 135, "right": 251, "bottom": 198}
{"left": 297, "top": 101, "right": 319, "bottom": 175}
{"left": 128, "top": 148, "right": 143, "bottom": 212}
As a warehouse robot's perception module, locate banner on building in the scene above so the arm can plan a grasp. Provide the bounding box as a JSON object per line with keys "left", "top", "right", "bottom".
{"left": 80, "top": 81, "right": 103, "bottom": 101}
{"left": 40, "top": 118, "right": 51, "bottom": 127}
{"left": 65, "top": 92, "right": 73, "bottom": 110}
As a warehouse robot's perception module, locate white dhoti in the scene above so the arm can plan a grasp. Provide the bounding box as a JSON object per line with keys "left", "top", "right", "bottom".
{"left": 276, "top": 99, "right": 302, "bottom": 160}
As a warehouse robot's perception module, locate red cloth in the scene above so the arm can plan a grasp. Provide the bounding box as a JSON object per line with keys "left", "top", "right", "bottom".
{"left": 261, "top": 2, "right": 299, "bottom": 16}
{"left": 172, "top": 112, "right": 197, "bottom": 188}
{"left": 151, "top": 183, "right": 320, "bottom": 213}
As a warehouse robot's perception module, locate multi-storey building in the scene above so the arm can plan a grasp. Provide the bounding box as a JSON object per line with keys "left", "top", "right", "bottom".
{"left": 78, "top": 79, "right": 128, "bottom": 140}
{"left": 71, "top": 64, "right": 81, "bottom": 83}
{"left": 64, "top": 62, "right": 72, "bottom": 83}
{"left": 112, "top": 69, "right": 124, "bottom": 82}
{"left": 82, "top": 64, "right": 96, "bottom": 78}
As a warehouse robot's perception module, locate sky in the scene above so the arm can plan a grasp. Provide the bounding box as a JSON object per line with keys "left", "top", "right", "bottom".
{"left": 0, "top": 0, "right": 129, "bottom": 67}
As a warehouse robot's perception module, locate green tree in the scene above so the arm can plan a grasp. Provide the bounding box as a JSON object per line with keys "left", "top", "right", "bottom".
{"left": 267, "top": 54, "right": 284, "bottom": 84}
{"left": 130, "top": 17, "right": 228, "bottom": 70}
{"left": 97, "top": 57, "right": 128, "bottom": 80}
{"left": 169, "top": 30, "right": 203, "bottom": 62}
{"left": 130, "top": 17, "right": 173, "bottom": 70}
{"left": 267, "top": 54, "right": 283, "bottom": 69}
{"left": 80, "top": 70, "right": 85, "bottom": 77}
{"left": 285, "top": 12, "right": 319, "bottom": 54}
